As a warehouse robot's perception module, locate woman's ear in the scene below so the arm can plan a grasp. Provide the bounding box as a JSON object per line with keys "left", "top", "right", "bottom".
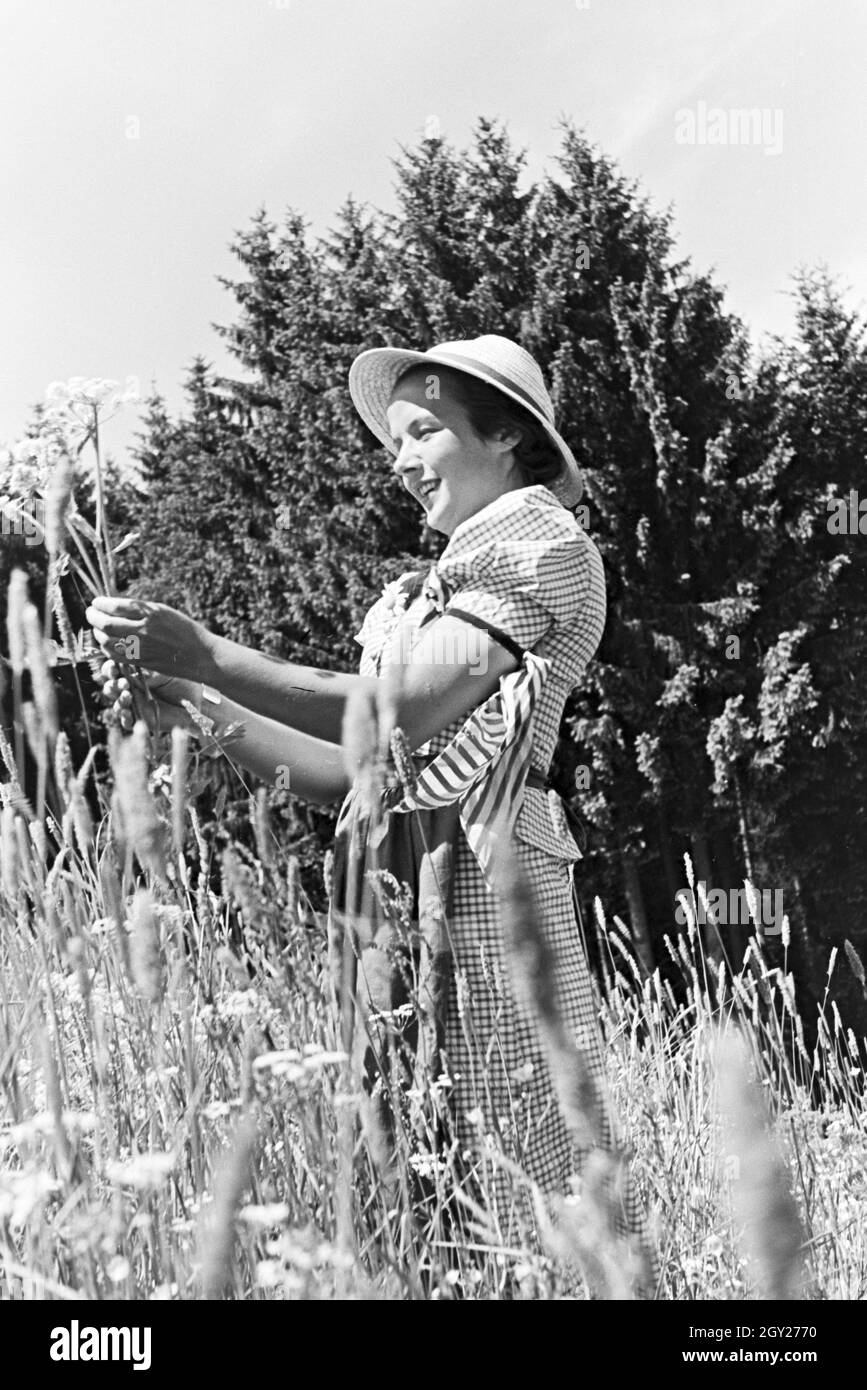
{"left": 489, "top": 425, "right": 523, "bottom": 456}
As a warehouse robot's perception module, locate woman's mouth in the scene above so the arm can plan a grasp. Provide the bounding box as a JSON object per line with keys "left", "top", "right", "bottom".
{"left": 417, "top": 479, "right": 441, "bottom": 506}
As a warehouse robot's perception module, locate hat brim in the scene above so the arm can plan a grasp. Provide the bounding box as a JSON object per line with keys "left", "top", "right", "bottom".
{"left": 348, "top": 346, "right": 583, "bottom": 506}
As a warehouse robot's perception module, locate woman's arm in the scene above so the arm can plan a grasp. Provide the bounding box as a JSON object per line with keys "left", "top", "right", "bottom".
{"left": 153, "top": 688, "right": 350, "bottom": 805}
{"left": 199, "top": 622, "right": 518, "bottom": 747}
{"left": 88, "top": 600, "right": 518, "bottom": 750}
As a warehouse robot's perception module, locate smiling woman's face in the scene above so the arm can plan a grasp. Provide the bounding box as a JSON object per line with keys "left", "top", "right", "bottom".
{"left": 385, "top": 371, "right": 523, "bottom": 536}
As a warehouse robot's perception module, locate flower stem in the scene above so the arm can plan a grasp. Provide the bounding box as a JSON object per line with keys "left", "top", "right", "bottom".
{"left": 91, "top": 406, "right": 116, "bottom": 594}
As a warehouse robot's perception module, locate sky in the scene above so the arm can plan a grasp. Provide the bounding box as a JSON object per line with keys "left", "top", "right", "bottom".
{"left": 2, "top": 0, "right": 865, "bottom": 463}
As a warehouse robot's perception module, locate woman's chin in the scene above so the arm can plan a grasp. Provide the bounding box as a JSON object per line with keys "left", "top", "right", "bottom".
{"left": 424, "top": 496, "right": 453, "bottom": 534}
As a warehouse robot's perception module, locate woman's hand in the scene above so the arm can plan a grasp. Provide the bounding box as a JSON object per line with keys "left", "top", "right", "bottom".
{"left": 85, "top": 597, "right": 214, "bottom": 681}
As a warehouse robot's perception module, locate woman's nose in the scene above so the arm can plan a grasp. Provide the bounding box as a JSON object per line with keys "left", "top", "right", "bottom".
{"left": 392, "top": 441, "right": 422, "bottom": 479}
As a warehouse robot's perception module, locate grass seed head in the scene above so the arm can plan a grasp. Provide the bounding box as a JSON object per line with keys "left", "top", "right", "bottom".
{"left": 389, "top": 727, "right": 418, "bottom": 797}
{"left": 44, "top": 457, "right": 74, "bottom": 556}
{"left": 170, "top": 725, "right": 189, "bottom": 856}
{"left": 22, "top": 601, "right": 59, "bottom": 740}
{"left": 341, "top": 684, "right": 382, "bottom": 812}
{"left": 714, "top": 1028, "right": 804, "bottom": 1300}
{"left": 199, "top": 1111, "right": 259, "bottom": 1299}
{"left": 111, "top": 720, "right": 166, "bottom": 880}
{"left": 6, "top": 569, "right": 28, "bottom": 678}
{"left": 128, "top": 887, "right": 164, "bottom": 1002}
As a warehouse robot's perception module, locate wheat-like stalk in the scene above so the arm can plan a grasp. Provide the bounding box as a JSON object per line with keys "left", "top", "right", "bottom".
{"left": 44, "top": 458, "right": 74, "bottom": 557}
{"left": 713, "top": 1028, "right": 805, "bottom": 1300}
{"left": 199, "top": 1111, "right": 259, "bottom": 1299}
{"left": 128, "top": 886, "right": 164, "bottom": 1003}
{"left": 110, "top": 720, "right": 166, "bottom": 880}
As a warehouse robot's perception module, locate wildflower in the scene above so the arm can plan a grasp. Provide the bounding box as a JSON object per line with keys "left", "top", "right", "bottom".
{"left": 201, "top": 1101, "right": 232, "bottom": 1121}
{"left": 106, "top": 1151, "right": 176, "bottom": 1189}
{"left": 510, "top": 1061, "right": 535, "bottom": 1084}
{"left": 106, "top": 1256, "right": 131, "bottom": 1284}
{"left": 0, "top": 1169, "right": 62, "bottom": 1230}
{"left": 380, "top": 578, "right": 410, "bottom": 614}
{"left": 44, "top": 375, "right": 140, "bottom": 412}
{"left": 238, "top": 1203, "right": 290, "bottom": 1227}
{"left": 408, "top": 1151, "right": 449, "bottom": 1179}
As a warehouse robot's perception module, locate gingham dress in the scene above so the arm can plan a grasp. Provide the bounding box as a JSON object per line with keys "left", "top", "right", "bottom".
{"left": 355, "top": 486, "right": 650, "bottom": 1250}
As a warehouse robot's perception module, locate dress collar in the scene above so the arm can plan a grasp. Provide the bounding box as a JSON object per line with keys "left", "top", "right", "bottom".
{"left": 439, "top": 484, "right": 565, "bottom": 562}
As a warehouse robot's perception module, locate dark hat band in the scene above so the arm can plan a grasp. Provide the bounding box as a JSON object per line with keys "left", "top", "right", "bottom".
{"left": 420, "top": 350, "right": 553, "bottom": 423}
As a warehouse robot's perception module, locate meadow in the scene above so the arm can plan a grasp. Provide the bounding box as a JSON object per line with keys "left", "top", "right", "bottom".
{"left": 1, "top": 392, "right": 865, "bottom": 1302}
{"left": 1, "top": 678, "right": 865, "bottom": 1300}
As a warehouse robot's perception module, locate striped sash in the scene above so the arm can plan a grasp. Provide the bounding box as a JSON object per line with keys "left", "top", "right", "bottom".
{"left": 378, "top": 562, "right": 552, "bottom": 885}
{"left": 391, "top": 646, "right": 551, "bottom": 887}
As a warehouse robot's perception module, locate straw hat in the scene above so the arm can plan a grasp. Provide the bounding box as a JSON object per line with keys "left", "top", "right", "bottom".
{"left": 348, "top": 334, "right": 583, "bottom": 505}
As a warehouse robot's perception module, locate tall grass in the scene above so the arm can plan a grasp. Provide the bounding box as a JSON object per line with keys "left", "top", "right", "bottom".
{"left": 1, "top": 453, "right": 865, "bottom": 1298}
{"left": 1, "top": 648, "right": 865, "bottom": 1298}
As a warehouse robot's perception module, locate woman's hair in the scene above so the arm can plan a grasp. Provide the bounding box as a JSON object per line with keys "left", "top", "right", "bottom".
{"left": 394, "top": 363, "right": 563, "bottom": 488}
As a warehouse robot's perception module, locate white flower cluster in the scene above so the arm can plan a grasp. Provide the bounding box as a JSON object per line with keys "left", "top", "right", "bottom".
{"left": 0, "top": 434, "right": 64, "bottom": 499}
{"left": 0, "top": 1169, "right": 62, "bottom": 1231}
{"left": 0, "top": 374, "right": 138, "bottom": 506}
{"left": 44, "top": 375, "right": 140, "bottom": 411}
{"left": 106, "top": 1150, "right": 176, "bottom": 1190}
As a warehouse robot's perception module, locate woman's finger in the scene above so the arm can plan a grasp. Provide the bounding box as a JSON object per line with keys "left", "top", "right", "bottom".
{"left": 90, "top": 596, "right": 147, "bottom": 618}
{"left": 85, "top": 606, "right": 143, "bottom": 637}
{"left": 92, "top": 628, "right": 138, "bottom": 661}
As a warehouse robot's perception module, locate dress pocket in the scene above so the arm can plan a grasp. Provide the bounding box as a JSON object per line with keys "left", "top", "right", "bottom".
{"left": 514, "top": 787, "right": 583, "bottom": 863}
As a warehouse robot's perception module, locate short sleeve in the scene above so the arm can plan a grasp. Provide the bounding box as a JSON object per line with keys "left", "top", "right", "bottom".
{"left": 353, "top": 570, "right": 419, "bottom": 675}
{"left": 437, "top": 488, "right": 606, "bottom": 655}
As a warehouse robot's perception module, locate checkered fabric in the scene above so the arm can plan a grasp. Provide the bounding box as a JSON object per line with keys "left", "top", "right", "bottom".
{"left": 352, "top": 485, "right": 654, "bottom": 1267}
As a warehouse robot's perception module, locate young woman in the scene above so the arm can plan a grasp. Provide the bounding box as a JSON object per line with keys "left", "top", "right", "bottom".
{"left": 87, "top": 334, "right": 652, "bottom": 1267}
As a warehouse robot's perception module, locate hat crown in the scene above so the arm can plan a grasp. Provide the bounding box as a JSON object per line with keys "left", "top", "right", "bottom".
{"left": 427, "top": 335, "right": 555, "bottom": 425}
